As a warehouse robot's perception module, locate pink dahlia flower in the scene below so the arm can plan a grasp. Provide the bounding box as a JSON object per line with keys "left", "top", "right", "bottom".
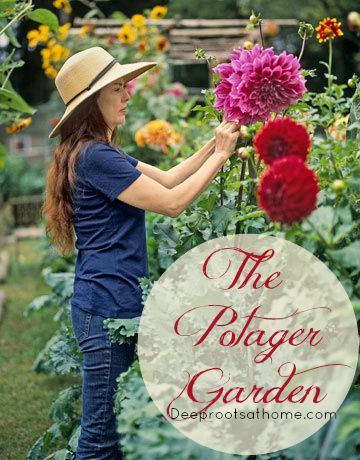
{"left": 213, "top": 44, "right": 306, "bottom": 125}
{"left": 125, "top": 77, "right": 139, "bottom": 96}
{"left": 165, "top": 82, "right": 187, "bottom": 99}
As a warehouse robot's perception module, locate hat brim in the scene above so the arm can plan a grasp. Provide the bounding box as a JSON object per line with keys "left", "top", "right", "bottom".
{"left": 48, "top": 61, "right": 157, "bottom": 139}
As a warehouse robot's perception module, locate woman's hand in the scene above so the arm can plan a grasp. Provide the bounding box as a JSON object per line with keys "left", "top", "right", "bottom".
{"left": 214, "top": 120, "right": 241, "bottom": 160}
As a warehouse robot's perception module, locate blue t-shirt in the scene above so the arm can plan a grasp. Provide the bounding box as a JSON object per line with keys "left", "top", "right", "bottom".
{"left": 70, "top": 141, "right": 148, "bottom": 318}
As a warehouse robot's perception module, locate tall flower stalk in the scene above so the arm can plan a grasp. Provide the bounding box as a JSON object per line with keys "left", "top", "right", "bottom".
{"left": 315, "top": 17, "right": 343, "bottom": 92}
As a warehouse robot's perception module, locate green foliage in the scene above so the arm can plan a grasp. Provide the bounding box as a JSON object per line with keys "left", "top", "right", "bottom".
{"left": 27, "top": 8, "right": 59, "bottom": 32}
{"left": 33, "top": 322, "right": 82, "bottom": 376}
{"left": 104, "top": 317, "right": 140, "bottom": 345}
{"left": 1, "top": 0, "right": 55, "bottom": 171}
{"left": 27, "top": 385, "right": 81, "bottom": 460}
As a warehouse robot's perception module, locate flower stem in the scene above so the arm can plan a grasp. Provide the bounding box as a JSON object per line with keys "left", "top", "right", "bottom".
{"left": 305, "top": 218, "right": 334, "bottom": 249}
{"left": 235, "top": 161, "right": 247, "bottom": 233}
{"left": 259, "top": 21, "right": 265, "bottom": 48}
{"left": 298, "top": 33, "right": 307, "bottom": 62}
{"left": 329, "top": 149, "right": 344, "bottom": 179}
{"left": 328, "top": 39, "right": 333, "bottom": 90}
{"left": 245, "top": 157, "right": 261, "bottom": 206}
{"left": 220, "top": 166, "right": 224, "bottom": 205}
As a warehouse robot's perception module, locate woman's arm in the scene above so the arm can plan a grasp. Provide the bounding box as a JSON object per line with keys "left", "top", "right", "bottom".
{"left": 135, "top": 136, "right": 216, "bottom": 189}
{"left": 116, "top": 123, "right": 239, "bottom": 217}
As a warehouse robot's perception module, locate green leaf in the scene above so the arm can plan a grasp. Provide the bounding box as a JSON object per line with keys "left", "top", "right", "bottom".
{"left": 347, "top": 165, "right": 360, "bottom": 193}
{"left": 67, "top": 425, "right": 81, "bottom": 453}
{"left": 197, "top": 192, "right": 217, "bottom": 212}
{"left": 153, "top": 222, "right": 181, "bottom": 248}
{"left": 104, "top": 317, "right": 140, "bottom": 345}
{"left": 211, "top": 206, "right": 236, "bottom": 236}
{"left": 27, "top": 8, "right": 59, "bottom": 33}
{"left": 348, "top": 90, "right": 360, "bottom": 141}
{"left": 24, "top": 294, "right": 57, "bottom": 317}
{"left": 42, "top": 269, "right": 75, "bottom": 299}
{"left": 0, "top": 88, "right": 35, "bottom": 113}
{"left": 327, "top": 241, "right": 360, "bottom": 269}
{"left": 303, "top": 206, "right": 337, "bottom": 243}
{"left": 0, "top": 0, "right": 15, "bottom": 9}
{"left": 110, "top": 11, "right": 129, "bottom": 20}
{"left": 49, "top": 385, "right": 81, "bottom": 422}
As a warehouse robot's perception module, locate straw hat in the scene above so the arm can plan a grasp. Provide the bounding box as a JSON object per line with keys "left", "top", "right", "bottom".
{"left": 48, "top": 46, "right": 157, "bottom": 138}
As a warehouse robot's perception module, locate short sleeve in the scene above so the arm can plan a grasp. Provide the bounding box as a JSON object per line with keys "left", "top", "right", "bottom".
{"left": 83, "top": 144, "right": 142, "bottom": 202}
{"left": 122, "top": 150, "right": 139, "bottom": 167}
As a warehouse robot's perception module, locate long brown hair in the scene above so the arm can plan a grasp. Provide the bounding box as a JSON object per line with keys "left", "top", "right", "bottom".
{"left": 42, "top": 91, "right": 118, "bottom": 257}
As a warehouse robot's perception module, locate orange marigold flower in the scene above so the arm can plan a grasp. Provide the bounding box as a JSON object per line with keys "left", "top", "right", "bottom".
{"left": 137, "top": 38, "right": 148, "bottom": 53}
{"left": 156, "top": 36, "right": 169, "bottom": 52}
{"left": 316, "top": 17, "right": 343, "bottom": 43}
{"left": 135, "top": 129, "right": 147, "bottom": 147}
{"left": 6, "top": 117, "right": 32, "bottom": 134}
{"left": 264, "top": 20, "right": 279, "bottom": 37}
{"left": 327, "top": 115, "right": 349, "bottom": 141}
{"left": 135, "top": 120, "right": 182, "bottom": 153}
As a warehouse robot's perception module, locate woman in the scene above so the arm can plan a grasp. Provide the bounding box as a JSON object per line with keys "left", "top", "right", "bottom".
{"left": 43, "top": 47, "right": 240, "bottom": 459}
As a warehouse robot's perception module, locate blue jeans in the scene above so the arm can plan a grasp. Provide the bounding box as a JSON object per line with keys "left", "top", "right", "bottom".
{"left": 71, "top": 305, "right": 136, "bottom": 460}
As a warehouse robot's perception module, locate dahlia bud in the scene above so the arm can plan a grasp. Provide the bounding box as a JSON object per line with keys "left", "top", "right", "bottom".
{"left": 243, "top": 41, "right": 254, "bottom": 50}
{"left": 249, "top": 11, "right": 261, "bottom": 25}
{"left": 348, "top": 78, "right": 356, "bottom": 88}
{"left": 237, "top": 147, "right": 250, "bottom": 160}
{"left": 298, "top": 22, "right": 314, "bottom": 39}
{"left": 332, "top": 179, "right": 346, "bottom": 192}
{"left": 347, "top": 11, "right": 360, "bottom": 32}
{"left": 240, "top": 125, "right": 251, "bottom": 139}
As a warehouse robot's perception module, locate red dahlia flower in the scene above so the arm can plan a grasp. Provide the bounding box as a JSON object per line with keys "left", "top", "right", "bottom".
{"left": 253, "top": 117, "right": 311, "bottom": 165}
{"left": 257, "top": 156, "right": 319, "bottom": 224}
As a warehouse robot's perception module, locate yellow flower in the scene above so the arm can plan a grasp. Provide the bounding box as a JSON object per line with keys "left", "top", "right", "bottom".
{"left": 138, "top": 26, "right": 148, "bottom": 36}
{"left": 132, "top": 14, "right": 146, "bottom": 28}
{"left": 50, "top": 44, "right": 70, "bottom": 61}
{"left": 149, "top": 6, "right": 168, "bottom": 20}
{"left": 47, "top": 37, "right": 57, "bottom": 48}
{"left": 57, "top": 22, "right": 71, "bottom": 41}
{"left": 328, "top": 115, "right": 349, "bottom": 141}
{"left": 118, "top": 24, "right": 137, "bottom": 44}
{"left": 6, "top": 117, "right": 32, "bottom": 134}
{"left": 39, "top": 25, "right": 51, "bottom": 41}
{"left": 27, "top": 25, "right": 50, "bottom": 47}
{"left": 44, "top": 65, "right": 58, "bottom": 79}
{"left": 27, "top": 30, "right": 40, "bottom": 47}
{"left": 53, "top": 0, "right": 72, "bottom": 13}
{"left": 316, "top": 17, "right": 343, "bottom": 43}
{"left": 80, "top": 24, "right": 95, "bottom": 38}
{"left": 41, "top": 48, "right": 51, "bottom": 59}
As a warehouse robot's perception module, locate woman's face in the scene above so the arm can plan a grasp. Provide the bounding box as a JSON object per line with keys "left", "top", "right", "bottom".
{"left": 97, "top": 77, "right": 131, "bottom": 131}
